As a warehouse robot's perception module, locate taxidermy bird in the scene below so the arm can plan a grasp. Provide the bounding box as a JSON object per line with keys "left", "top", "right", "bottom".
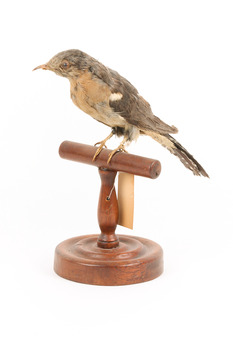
{"left": 33, "top": 49, "right": 208, "bottom": 177}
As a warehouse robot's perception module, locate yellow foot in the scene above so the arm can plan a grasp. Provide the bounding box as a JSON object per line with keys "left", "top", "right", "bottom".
{"left": 107, "top": 144, "right": 128, "bottom": 164}
{"left": 93, "top": 132, "right": 114, "bottom": 161}
{"left": 93, "top": 142, "right": 107, "bottom": 161}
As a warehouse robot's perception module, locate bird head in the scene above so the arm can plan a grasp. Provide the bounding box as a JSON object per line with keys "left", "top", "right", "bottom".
{"left": 33, "top": 50, "right": 90, "bottom": 79}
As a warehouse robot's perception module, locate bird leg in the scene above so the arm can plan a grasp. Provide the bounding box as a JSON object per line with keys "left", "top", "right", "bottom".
{"left": 93, "top": 131, "right": 114, "bottom": 161}
{"left": 107, "top": 135, "right": 128, "bottom": 164}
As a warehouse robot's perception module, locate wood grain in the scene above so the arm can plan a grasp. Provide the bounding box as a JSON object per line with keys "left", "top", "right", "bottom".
{"left": 97, "top": 169, "right": 119, "bottom": 248}
{"left": 59, "top": 141, "right": 161, "bottom": 179}
{"left": 54, "top": 234, "right": 163, "bottom": 286}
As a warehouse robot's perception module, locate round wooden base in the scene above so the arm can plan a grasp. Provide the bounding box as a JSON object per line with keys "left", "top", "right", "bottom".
{"left": 54, "top": 234, "right": 163, "bottom": 286}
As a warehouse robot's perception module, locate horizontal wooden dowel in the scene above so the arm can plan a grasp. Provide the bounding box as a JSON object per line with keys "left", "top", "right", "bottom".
{"left": 59, "top": 141, "right": 161, "bottom": 179}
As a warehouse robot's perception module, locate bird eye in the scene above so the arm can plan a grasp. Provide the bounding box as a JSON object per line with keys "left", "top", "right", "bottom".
{"left": 61, "top": 60, "right": 70, "bottom": 69}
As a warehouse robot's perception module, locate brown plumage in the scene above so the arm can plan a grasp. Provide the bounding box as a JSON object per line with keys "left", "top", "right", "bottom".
{"left": 33, "top": 49, "right": 209, "bottom": 177}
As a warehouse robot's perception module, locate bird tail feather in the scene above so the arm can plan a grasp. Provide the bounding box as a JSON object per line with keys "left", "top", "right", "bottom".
{"left": 149, "top": 132, "right": 209, "bottom": 177}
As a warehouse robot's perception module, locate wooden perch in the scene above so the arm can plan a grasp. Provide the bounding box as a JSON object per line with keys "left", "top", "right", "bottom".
{"left": 59, "top": 141, "right": 161, "bottom": 179}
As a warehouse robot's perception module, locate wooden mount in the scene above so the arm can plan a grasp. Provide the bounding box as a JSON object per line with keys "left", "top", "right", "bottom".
{"left": 97, "top": 169, "right": 119, "bottom": 249}
{"left": 54, "top": 141, "right": 163, "bottom": 286}
{"left": 54, "top": 235, "right": 163, "bottom": 286}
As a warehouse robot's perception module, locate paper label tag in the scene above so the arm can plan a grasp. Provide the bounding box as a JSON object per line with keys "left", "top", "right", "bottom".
{"left": 117, "top": 172, "right": 134, "bottom": 229}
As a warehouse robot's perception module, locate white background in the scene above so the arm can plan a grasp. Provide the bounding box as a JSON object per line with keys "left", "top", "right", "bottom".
{"left": 1, "top": 0, "right": 233, "bottom": 349}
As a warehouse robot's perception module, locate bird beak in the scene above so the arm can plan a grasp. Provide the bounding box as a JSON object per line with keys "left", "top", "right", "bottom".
{"left": 32, "top": 64, "right": 49, "bottom": 71}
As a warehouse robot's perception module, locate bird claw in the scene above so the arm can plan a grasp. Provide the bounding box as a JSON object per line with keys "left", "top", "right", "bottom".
{"left": 93, "top": 144, "right": 106, "bottom": 161}
{"left": 94, "top": 141, "right": 107, "bottom": 148}
{"left": 93, "top": 141, "right": 107, "bottom": 161}
{"left": 92, "top": 132, "right": 114, "bottom": 161}
{"left": 107, "top": 146, "right": 128, "bottom": 164}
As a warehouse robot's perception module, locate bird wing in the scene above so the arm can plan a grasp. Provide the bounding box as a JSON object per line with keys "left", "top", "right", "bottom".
{"left": 107, "top": 69, "right": 178, "bottom": 135}
{"left": 88, "top": 60, "right": 178, "bottom": 134}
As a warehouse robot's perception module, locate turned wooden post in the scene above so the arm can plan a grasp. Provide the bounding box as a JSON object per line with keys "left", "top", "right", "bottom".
{"left": 97, "top": 169, "right": 119, "bottom": 249}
